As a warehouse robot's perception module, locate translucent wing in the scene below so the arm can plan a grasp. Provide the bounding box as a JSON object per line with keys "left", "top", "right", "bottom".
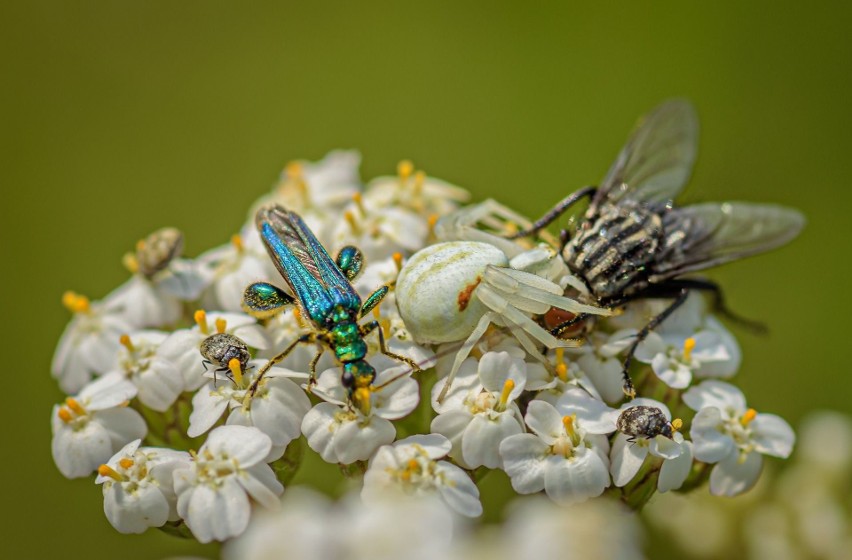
{"left": 594, "top": 99, "right": 698, "bottom": 208}
{"left": 256, "top": 205, "right": 361, "bottom": 323}
{"left": 650, "top": 202, "right": 805, "bottom": 280}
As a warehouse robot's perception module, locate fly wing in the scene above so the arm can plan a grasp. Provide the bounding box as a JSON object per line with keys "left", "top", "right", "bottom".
{"left": 650, "top": 202, "right": 805, "bottom": 280}
{"left": 256, "top": 205, "right": 360, "bottom": 323}
{"left": 594, "top": 99, "right": 698, "bottom": 209}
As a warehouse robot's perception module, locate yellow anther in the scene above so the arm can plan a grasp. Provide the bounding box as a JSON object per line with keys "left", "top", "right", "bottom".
{"left": 135, "top": 239, "right": 147, "bottom": 252}
{"left": 352, "top": 192, "right": 365, "bottom": 214}
{"left": 65, "top": 397, "right": 85, "bottom": 415}
{"left": 228, "top": 358, "right": 243, "bottom": 386}
{"left": 285, "top": 161, "right": 303, "bottom": 179}
{"left": 119, "top": 334, "right": 134, "bottom": 352}
{"left": 555, "top": 347, "right": 564, "bottom": 365}
{"left": 740, "top": 408, "right": 758, "bottom": 426}
{"left": 499, "top": 379, "right": 515, "bottom": 407}
{"left": 62, "top": 291, "right": 90, "bottom": 314}
{"left": 231, "top": 234, "right": 243, "bottom": 253}
{"left": 392, "top": 252, "right": 403, "bottom": 272}
{"left": 215, "top": 318, "right": 227, "bottom": 334}
{"left": 122, "top": 252, "right": 139, "bottom": 274}
{"left": 397, "top": 160, "right": 414, "bottom": 182}
{"left": 412, "top": 170, "right": 426, "bottom": 195}
{"left": 293, "top": 307, "right": 306, "bottom": 329}
{"left": 682, "top": 337, "right": 696, "bottom": 361}
{"left": 400, "top": 470, "right": 411, "bottom": 482}
{"left": 427, "top": 213, "right": 439, "bottom": 237}
{"left": 555, "top": 362, "right": 568, "bottom": 382}
{"left": 194, "top": 310, "right": 209, "bottom": 334}
{"left": 119, "top": 458, "right": 134, "bottom": 470}
{"left": 562, "top": 414, "right": 577, "bottom": 438}
{"left": 57, "top": 407, "right": 73, "bottom": 423}
{"left": 354, "top": 388, "right": 372, "bottom": 415}
{"left": 671, "top": 418, "right": 683, "bottom": 432}
{"left": 344, "top": 210, "right": 359, "bottom": 233}
{"left": 372, "top": 305, "right": 382, "bottom": 320}
{"left": 407, "top": 459, "right": 419, "bottom": 471}
{"left": 97, "top": 464, "right": 124, "bottom": 482}
{"left": 505, "top": 222, "right": 519, "bottom": 236}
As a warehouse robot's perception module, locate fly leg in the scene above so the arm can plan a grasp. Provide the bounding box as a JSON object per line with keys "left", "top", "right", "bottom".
{"left": 665, "top": 278, "right": 767, "bottom": 334}
{"left": 249, "top": 332, "right": 318, "bottom": 396}
{"left": 621, "top": 289, "right": 690, "bottom": 398}
{"left": 507, "top": 186, "right": 596, "bottom": 238}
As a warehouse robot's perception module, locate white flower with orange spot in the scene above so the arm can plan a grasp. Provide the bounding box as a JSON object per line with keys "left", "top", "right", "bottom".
{"left": 51, "top": 372, "right": 147, "bottom": 479}
{"left": 173, "top": 425, "right": 283, "bottom": 543}
{"left": 499, "top": 399, "right": 611, "bottom": 504}
{"left": 684, "top": 380, "right": 795, "bottom": 496}
{"left": 52, "top": 291, "right": 133, "bottom": 393}
{"left": 362, "top": 434, "right": 482, "bottom": 517}
{"left": 363, "top": 160, "right": 470, "bottom": 216}
{"left": 95, "top": 439, "right": 190, "bottom": 533}
{"left": 634, "top": 329, "right": 738, "bottom": 389}
{"left": 430, "top": 351, "right": 527, "bottom": 469}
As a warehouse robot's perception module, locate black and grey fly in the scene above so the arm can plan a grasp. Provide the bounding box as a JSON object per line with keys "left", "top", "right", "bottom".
{"left": 511, "top": 100, "right": 805, "bottom": 398}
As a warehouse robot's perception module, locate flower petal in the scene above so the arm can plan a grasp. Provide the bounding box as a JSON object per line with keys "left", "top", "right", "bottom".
{"left": 709, "top": 450, "right": 763, "bottom": 497}
{"left": 499, "top": 434, "right": 548, "bottom": 494}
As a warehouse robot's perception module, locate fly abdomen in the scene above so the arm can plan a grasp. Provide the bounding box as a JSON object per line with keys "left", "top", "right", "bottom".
{"left": 564, "top": 203, "right": 663, "bottom": 301}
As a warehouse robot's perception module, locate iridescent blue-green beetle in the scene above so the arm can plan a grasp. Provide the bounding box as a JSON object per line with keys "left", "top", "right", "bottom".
{"left": 242, "top": 205, "right": 419, "bottom": 413}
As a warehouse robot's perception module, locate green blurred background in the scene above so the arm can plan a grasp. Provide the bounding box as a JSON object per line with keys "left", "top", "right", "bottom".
{"left": 2, "top": 2, "right": 850, "bottom": 558}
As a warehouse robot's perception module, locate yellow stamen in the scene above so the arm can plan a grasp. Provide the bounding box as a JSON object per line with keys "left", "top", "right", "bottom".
{"left": 397, "top": 160, "right": 414, "bottom": 182}
{"left": 97, "top": 464, "right": 124, "bottom": 482}
{"left": 562, "top": 414, "right": 577, "bottom": 440}
{"left": 671, "top": 418, "right": 683, "bottom": 432}
{"left": 427, "top": 214, "right": 439, "bottom": 236}
{"left": 228, "top": 358, "right": 243, "bottom": 386}
{"left": 215, "top": 318, "right": 227, "bottom": 334}
{"left": 231, "top": 234, "right": 243, "bottom": 253}
{"left": 135, "top": 239, "right": 146, "bottom": 252}
{"left": 122, "top": 252, "right": 139, "bottom": 274}
{"left": 407, "top": 459, "right": 419, "bottom": 471}
{"left": 505, "top": 222, "right": 519, "bottom": 236}
{"left": 65, "top": 397, "right": 85, "bottom": 415}
{"left": 344, "top": 210, "right": 359, "bottom": 234}
{"left": 62, "top": 291, "right": 90, "bottom": 314}
{"left": 682, "top": 337, "right": 696, "bottom": 361}
{"left": 285, "top": 161, "right": 303, "bottom": 180}
{"left": 119, "top": 458, "right": 134, "bottom": 470}
{"left": 555, "top": 347, "right": 564, "bottom": 365}
{"left": 740, "top": 408, "right": 758, "bottom": 426}
{"left": 352, "top": 192, "right": 365, "bottom": 215}
{"left": 392, "top": 252, "right": 403, "bottom": 272}
{"left": 293, "top": 307, "right": 306, "bottom": 329}
{"left": 354, "top": 387, "right": 372, "bottom": 415}
{"left": 499, "top": 379, "right": 515, "bottom": 407}
{"left": 57, "top": 407, "right": 73, "bottom": 423}
{"left": 119, "top": 334, "right": 134, "bottom": 352}
{"left": 412, "top": 170, "right": 426, "bottom": 196}
{"left": 194, "top": 310, "right": 209, "bottom": 335}
{"left": 555, "top": 362, "right": 568, "bottom": 382}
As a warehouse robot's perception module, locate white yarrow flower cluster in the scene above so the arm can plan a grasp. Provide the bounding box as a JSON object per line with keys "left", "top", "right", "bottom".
{"left": 48, "top": 149, "right": 798, "bottom": 552}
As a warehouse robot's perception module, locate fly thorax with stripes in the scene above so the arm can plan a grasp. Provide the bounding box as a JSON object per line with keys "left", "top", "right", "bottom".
{"left": 563, "top": 201, "right": 664, "bottom": 302}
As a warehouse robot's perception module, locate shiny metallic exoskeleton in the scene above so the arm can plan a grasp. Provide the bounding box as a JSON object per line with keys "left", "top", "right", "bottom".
{"left": 617, "top": 405, "right": 675, "bottom": 443}
{"left": 135, "top": 227, "right": 184, "bottom": 278}
{"left": 514, "top": 100, "right": 805, "bottom": 398}
{"left": 200, "top": 332, "right": 251, "bottom": 382}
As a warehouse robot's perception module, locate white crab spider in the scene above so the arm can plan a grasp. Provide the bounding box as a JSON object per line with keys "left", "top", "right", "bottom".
{"left": 396, "top": 200, "right": 612, "bottom": 402}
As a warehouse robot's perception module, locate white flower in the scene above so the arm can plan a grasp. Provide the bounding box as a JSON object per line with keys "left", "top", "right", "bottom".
{"left": 430, "top": 351, "right": 527, "bottom": 469}
{"left": 363, "top": 434, "right": 482, "bottom": 517}
{"left": 95, "top": 439, "right": 190, "bottom": 533}
{"left": 260, "top": 150, "right": 362, "bottom": 213}
{"left": 52, "top": 291, "right": 133, "bottom": 393}
{"left": 499, "top": 399, "right": 611, "bottom": 504}
{"left": 188, "top": 360, "right": 311, "bottom": 450}
{"left": 634, "top": 329, "right": 737, "bottom": 389}
{"left": 570, "top": 331, "right": 636, "bottom": 405}
{"left": 51, "top": 372, "right": 147, "bottom": 478}
{"left": 301, "top": 363, "right": 420, "bottom": 464}
{"left": 198, "top": 226, "right": 277, "bottom": 314}
{"left": 529, "top": 348, "right": 601, "bottom": 404}
{"left": 499, "top": 495, "right": 644, "bottom": 560}
{"left": 684, "top": 380, "right": 795, "bottom": 496}
{"left": 157, "top": 310, "right": 268, "bottom": 392}
{"left": 107, "top": 331, "right": 183, "bottom": 412}
{"left": 327, "top": 201, "right": 429, "bottom": 262}
{"left": 363, "top": 162, "right": 470, "bottom": 216}
{"left": 173, "top": 425, "right": 283, "bottom": 543}
{"left": 104, "top": 275, "right": 182, "bottom": 329}
{"left": 609, "top": 398, "right": 692, "bottom": 492}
